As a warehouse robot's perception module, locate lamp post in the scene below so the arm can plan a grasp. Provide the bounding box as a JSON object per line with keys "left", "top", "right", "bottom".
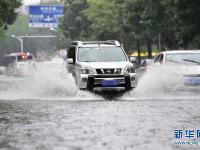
{"left": 11, "top": 35, "right": 24, "bottom": 53}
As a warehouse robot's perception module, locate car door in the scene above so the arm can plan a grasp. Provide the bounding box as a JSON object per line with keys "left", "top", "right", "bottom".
{"left": 154, "top": 54, "right": 161, "bottom": 64}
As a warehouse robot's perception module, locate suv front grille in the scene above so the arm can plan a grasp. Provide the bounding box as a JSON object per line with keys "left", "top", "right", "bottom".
{"left": 96, "top": 69, "right": 121, "bottom": 75}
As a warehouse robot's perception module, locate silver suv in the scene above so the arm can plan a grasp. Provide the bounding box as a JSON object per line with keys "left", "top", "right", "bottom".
{"left": 66, "top": 41, "right": 136, "bottom": 91}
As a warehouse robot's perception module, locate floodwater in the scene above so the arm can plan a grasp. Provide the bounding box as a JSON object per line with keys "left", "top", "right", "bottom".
{"left": 0, "top": 57, "right": 200, "bottom": 150}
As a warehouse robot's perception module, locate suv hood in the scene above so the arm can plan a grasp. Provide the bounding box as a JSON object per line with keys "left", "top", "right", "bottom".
{"left": 78, "top": 61, "right": 132, "bottom": 69}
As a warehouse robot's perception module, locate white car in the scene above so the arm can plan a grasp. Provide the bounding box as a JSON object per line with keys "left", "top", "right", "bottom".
{"left": 66, "top": 41, "right": 137, "bottom": 91}
{"left": 152, "top": 50, "right": 200, "bottom": 87}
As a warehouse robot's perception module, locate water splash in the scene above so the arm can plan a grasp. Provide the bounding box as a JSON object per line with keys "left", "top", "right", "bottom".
{"left": 2, "top": 59, "right": 199, "bottom": 101}
{"left": 0, "top": 57, "right": 101, "bottom": 100}
{"left": 123, "top": 66, "right": 200, "bottom": 100}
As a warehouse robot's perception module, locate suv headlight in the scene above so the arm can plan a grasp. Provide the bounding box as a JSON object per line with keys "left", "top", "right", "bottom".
{"left": 122, "top": 65, "right": 135, "bottom": 75}
{"left": 81, "top": 67, "right": 96, "bottom": 75}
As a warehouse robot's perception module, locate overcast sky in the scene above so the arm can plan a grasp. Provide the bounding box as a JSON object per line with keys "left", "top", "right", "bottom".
{"left": 23, "top": 0, "right": 40, "bottom": 5}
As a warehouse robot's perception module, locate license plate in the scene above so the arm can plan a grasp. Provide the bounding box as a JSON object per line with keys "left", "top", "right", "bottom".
{"left": 185, "top": 77, "right": 200, "bottom": 86}
{"left": 101, "top": 79, "right": 118, "bottom": 87}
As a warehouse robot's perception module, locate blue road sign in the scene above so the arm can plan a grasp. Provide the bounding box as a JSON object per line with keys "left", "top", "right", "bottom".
{"left": 29, "top": 5, "right": 64, "bottom": 28}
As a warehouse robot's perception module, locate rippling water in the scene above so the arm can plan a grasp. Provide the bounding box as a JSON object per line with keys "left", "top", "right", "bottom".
{"left": 1, "top": 100, "right": 200, "bottom": 150}
{"left": 0, "top": 58, "right": 200, "bottom": 150}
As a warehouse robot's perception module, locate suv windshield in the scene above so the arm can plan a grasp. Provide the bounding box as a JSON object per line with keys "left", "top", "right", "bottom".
{"left": 78, "top": 47, "right": 127, "bottom": 62}
{"left": 166, "top": 53, "right": 200, "bottom": 65}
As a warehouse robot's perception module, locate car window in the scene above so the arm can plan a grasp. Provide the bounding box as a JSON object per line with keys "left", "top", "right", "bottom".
{"left": 154, "top": 55, "right": 160, "bottom": 63}
{"left": 154, "top": 54, "right": 163, "bottom": 64}
{"left": 166, "top": 53, "right": 200, "bottom": 65}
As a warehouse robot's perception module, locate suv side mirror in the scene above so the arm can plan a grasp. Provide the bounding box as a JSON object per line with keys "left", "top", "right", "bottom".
{"left": 67, "top": 58, "right": 73, "bottom": 64}
{"left": 130, "top": 56, "right": 136, "bottom": 63}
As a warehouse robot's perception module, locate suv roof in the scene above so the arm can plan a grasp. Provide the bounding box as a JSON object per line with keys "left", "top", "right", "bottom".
{"left": 71, "top": 40, "right": 121, "bottom": 47}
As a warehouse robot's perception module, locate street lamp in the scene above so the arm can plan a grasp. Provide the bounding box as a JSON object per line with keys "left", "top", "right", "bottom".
{"left": 11, "top": 35, "right": 24, "bottom": 53}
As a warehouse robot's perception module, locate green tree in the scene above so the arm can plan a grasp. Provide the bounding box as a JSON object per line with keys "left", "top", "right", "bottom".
{"left": 176, "top": 0, "right": 200, "bottom": 48}
{"left": 59, "top": 0, "right": 91, "bottom": 41}
{"left": 0, "top": 0, "right": 21, "bottom": 35}
{"left": 84, "top": 0, "right": 121, "bottom": 41}
{"left": 115, "top": 0, "right": 154, "bottom": 61}
{"left": 120, "top": 0, "right": 180, "bottom": 54}
{"left": 59, "top": 0, "right": 200, "bottom": 56}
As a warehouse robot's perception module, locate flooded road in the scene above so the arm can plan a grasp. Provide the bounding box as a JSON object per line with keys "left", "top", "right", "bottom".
{"left": 0, "top": 58, "right": 200, "bottom": 150}
{"left": 1, "top": 99, "right": 200, "bottom": 150}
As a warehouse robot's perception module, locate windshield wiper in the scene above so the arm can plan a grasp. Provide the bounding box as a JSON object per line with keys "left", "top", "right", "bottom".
{"left": 182, "top": 59, "right": 200, "bottom": 65}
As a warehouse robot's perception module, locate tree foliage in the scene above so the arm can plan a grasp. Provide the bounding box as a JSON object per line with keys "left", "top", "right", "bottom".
{"left": 84, "top": 0, "right": 120, "bottom": 40}
{"left": 0, "top": 0, "right": 21, "bottom": 33}
{"left": 59, "top": 0, "right": 90, "bottom": 40}
{"left": 59, "top": 0, "right": 200, "bottom": 54}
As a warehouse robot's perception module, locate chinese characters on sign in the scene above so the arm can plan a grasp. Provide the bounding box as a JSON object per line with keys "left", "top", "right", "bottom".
{"left": 174, "top": 129, "right": 200, "bottom": 139}
{"left": 29, "top": 5, "right": 64, "bottom": 28}
{"left": 174, "top": 129, "right": 200, "bottom": 145}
